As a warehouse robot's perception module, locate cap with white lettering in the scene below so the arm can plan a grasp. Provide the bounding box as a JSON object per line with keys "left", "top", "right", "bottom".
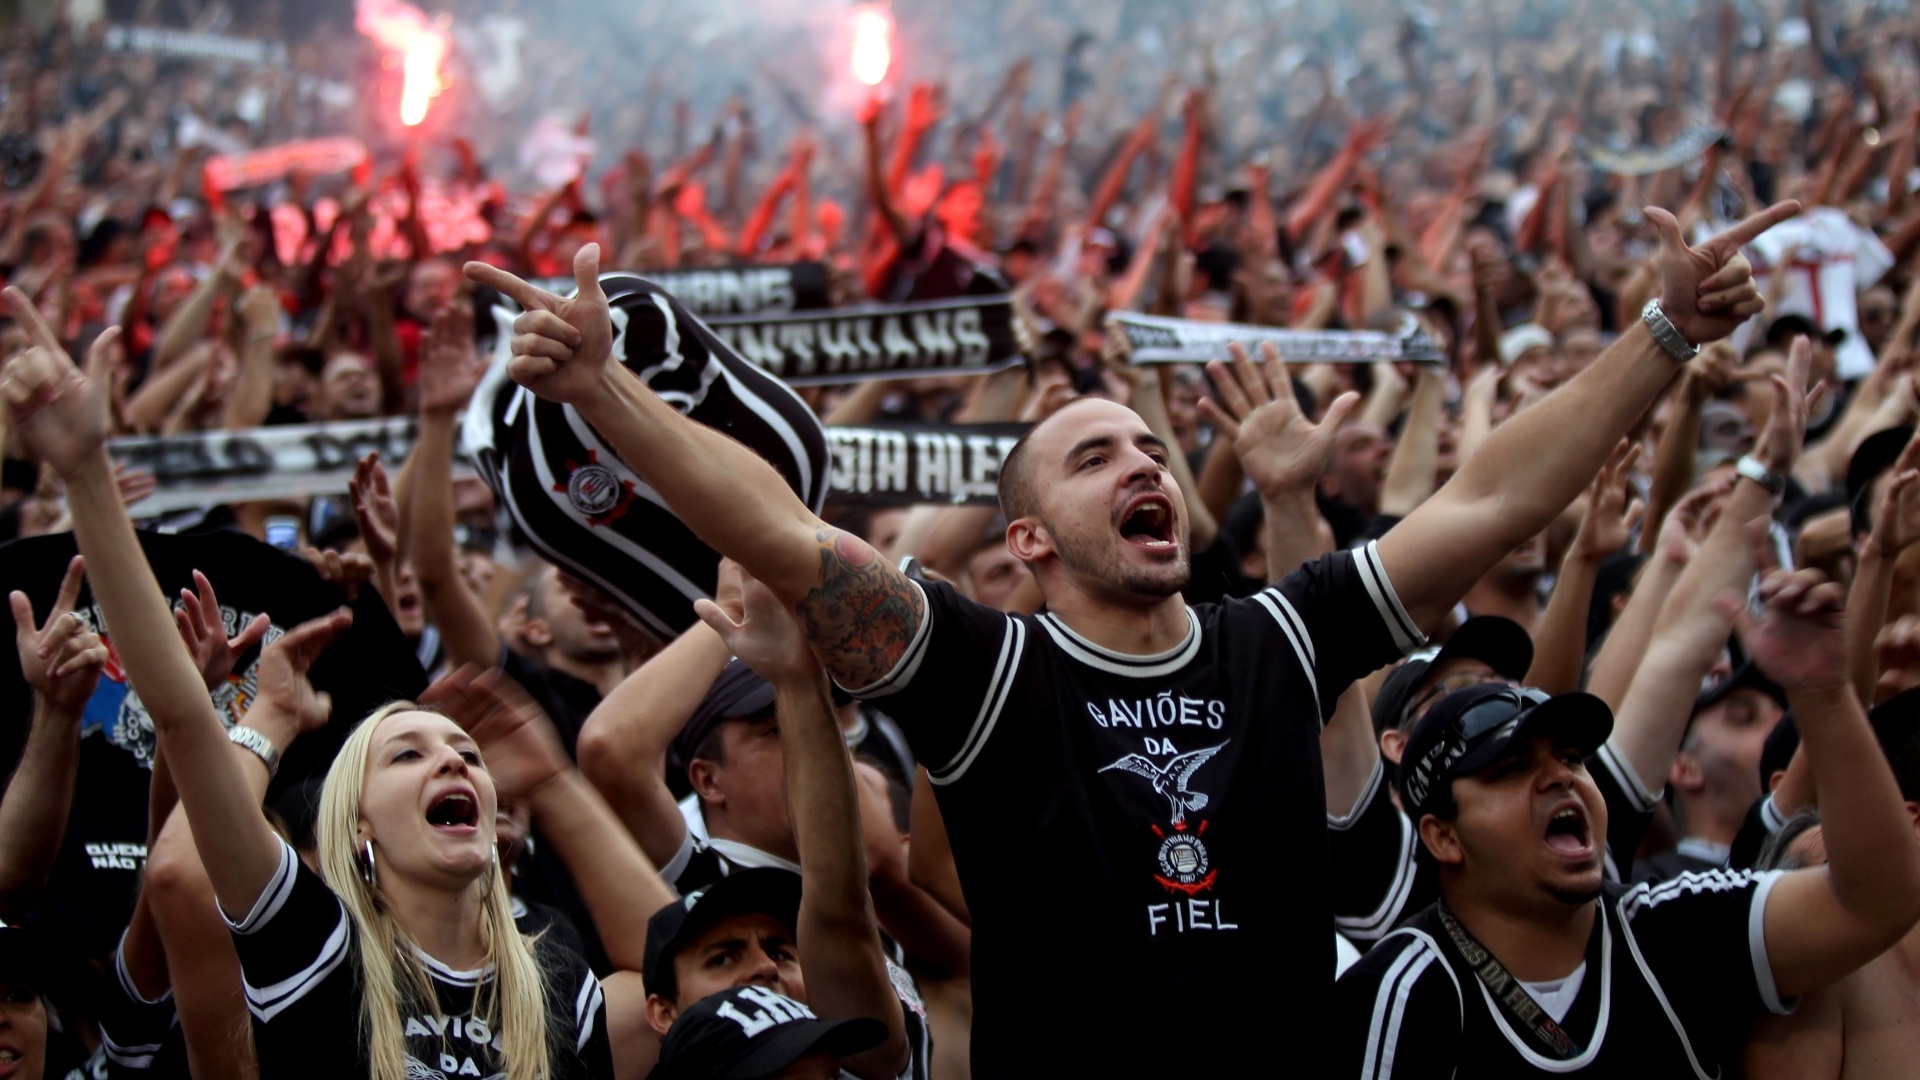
{"left": 652, "top": 985, "right": 889, "bottom": 1080}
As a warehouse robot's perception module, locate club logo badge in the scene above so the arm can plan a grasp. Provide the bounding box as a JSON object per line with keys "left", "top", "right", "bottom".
{"left": 1102, "top": 741, "right": 1229, "bottom": 895}
{"left": 553, "top": 450, "right": 637, "bottom": 526}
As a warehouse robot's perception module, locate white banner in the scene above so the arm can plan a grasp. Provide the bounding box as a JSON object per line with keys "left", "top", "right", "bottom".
{"left": 1108, "top": 312, "right": 1445, "bottom": 364}
{"left": 102, "top": 24, "right": 288, "bottom": 66}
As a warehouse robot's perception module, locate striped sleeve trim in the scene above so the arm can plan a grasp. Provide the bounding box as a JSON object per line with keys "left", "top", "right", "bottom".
{"left": 575, "top": 970, "right": 606, "bottom": 1052}
{"left": 1360, "top": 936, "right": 1451, "bottom": 1080}
{"left": 1328, "top": 758, "right": 1384, "bottom": 830}
{"left": 835, "top": 579, "right": 934, "bottom": 701}
{"left": 223, "top": 840, "right": 299, "bottom": 935}
{"left": 1747, "top": 870, "right": 1794, "bottom": 1015}
{"left": 114, "top": 935, "right": 173, "bottom": 1007}
{"left": 1592, "top": 738, "right": 1663, "bottom": 813}
{"left": 928, "top": 619, "right": 1025, "bottom": 787}
{"left": 102, "top": 1033, "right": 165, "bottom": 1071}
{"left": 1759, "top": 793, "right": 1788, "bottom": 834}
{"left": 1251, "top": 589, "right": 1319, "bottom": 716}
{"left": 241, "top": 902, "right": 351, "bottom": 1023}
{"left": 1354, "top": 541, "right": 1427, "bottom": 654}
{"left": 1336, "top": 811, "right": 1419, "bottom": 942}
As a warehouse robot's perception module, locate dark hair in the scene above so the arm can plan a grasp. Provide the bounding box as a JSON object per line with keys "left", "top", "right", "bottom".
{"left": 689, "top": 722, "right": 729, "bottom": 769}
{"left": 279, "top": 344, "right": 326, "bottom": 377}
{"left": 1755, "top": 808, "right": 1822, "bottom": 871}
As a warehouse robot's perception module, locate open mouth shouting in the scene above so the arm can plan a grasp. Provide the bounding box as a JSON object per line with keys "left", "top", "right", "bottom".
{"left": 1543, "top": 801, "right": 1594, "bottom": 861}
{"left": 1118, "top": 493, "right": 1178, "bottom": 553}
{"left": 425, "top": 787, "right": 481, "bottom": 835}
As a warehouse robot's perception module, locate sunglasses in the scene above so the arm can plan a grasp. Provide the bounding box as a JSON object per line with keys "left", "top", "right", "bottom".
{"left": 1448, "top": 686, "right": 1554, "bottom": 746}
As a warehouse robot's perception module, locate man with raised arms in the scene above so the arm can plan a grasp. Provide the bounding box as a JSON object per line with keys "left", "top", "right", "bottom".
{"left": 465, "top": 198, "right": 1795, "bottom": 1076}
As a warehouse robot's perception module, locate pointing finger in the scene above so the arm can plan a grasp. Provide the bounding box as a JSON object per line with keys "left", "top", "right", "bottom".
{"left": 464, "top": 262, "right": 560, "bottom": 313}
{"left": 51, "top": 555, "right": 85, "bottom": 625}
{"left": 2, "top": 286, "right": 61, "bottom": 354}
{"left": 1704, "top": 199, "right": 1802, "bottom": 256}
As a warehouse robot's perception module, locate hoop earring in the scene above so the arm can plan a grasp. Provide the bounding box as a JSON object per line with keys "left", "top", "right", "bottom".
{"left": 359, "top": 839, "right": 378, "bottom": 888}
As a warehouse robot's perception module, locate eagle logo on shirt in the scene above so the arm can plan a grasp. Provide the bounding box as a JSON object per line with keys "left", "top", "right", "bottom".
{"left": 1099, "top": 742, "right": 1227, "bottom": 826}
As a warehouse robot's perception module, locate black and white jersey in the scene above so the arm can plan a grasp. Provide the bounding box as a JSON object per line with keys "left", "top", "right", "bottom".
{"left": 70, "top": 945, "right": 187, "bottom": 1079}
{"left": 845, "top": 543, "right": 1420, "bottom": 1075}
{"left": 1334, "top": 870, "right": 1793, "bottom": 1078}
{"left": 224, "top": 841, "right": 614, "bottom": 1080}
{"left": 1328, "top": 739, "right": 1663, "bottom": 945}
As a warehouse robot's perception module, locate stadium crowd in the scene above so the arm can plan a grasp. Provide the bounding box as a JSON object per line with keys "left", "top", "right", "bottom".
{"left": 2, "top": 0, "right": 1920, "bottom": 1076}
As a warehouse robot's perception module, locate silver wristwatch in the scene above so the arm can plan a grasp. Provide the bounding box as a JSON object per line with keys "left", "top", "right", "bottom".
{"left": 1735, "top": 454, "right": 1787, "bottom": 498}
{"left": 1641, "top": 298, "right": 1700, "bottom": 363}
{"left": 228, "top": 725, "right": 282, "bottom": 779}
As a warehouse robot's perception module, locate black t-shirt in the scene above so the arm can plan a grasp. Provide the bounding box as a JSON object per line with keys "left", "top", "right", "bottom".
{"left": 1333, "top": 871, "right": 1793, "bottom": 1077}
{"left": 846, "top": 541, "right": 1423, "bottom": 1074}
{"left": 1329, "top": 742, "right": 1662, "bottom": 945}
{"left": 73, "top": 946, "right": 187, "bottom": 1079}
{"left": 225, "top": 841, "right": 614, "bottom": 1080}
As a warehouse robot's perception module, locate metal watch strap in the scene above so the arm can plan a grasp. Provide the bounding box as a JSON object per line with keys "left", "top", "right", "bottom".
{"left": 1736, "top": 454, "right": 1787, "bottom": 498}
{"left": 228, "top": 725, "right": 281, "bottom": 780}
{"left": 1640, "top": 298, "right": 1700, "bottom": 362}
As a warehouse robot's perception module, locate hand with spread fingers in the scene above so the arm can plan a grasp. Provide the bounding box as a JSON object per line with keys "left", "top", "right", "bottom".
{"left": 0, "top": 287, "right": 122, "bottom": 477}
{"left": 348, "top": 453, "right": 400, "bottom": 570}
{"left": 693, "top": 561, "right": 819, "bottom": 685}
{"left": 423, "top": 666, "right": 571, "bottom": 803}
{"left": 245, "top": 608, "right": 353, "bottom": 741}
{"left": 12, "top": 555, "right": 107, "bottom": 714}
{"left": 1574, "top": 440, "right": 1646, "bottom": 561}
{"left": 1751, "top": 336, "right": 1816, "bottom": 473}
{"left": 462, "top": 243, "right": 613, "bottom": 408}
{"left": 1644, "top": 198, "right": 1801, "bottom": 346}
{"left": 174, "top": 569, "right": 271, "bottom": 692}
{"left": 1197, "top": 340, "right": 1359, "bottom": 500}
{"left": 418, "top": 301, "right": 484, "bottom": 416}
{"left": 1866, "top": 429, "right": 1920, "bottom": 560}
{"left": 1716, "top": 563, "right": 1848, "bottom": 693}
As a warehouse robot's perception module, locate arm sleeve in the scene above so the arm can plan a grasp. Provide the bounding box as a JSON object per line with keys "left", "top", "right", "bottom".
{"left": 91, "top": 944, "right": 179, "bottom": 1077}
{"left": 1258, "top": 540, "right": 1425, "bottom": 724}
{"left": 1332, "top": 936, "right": 1463, "bottom": 1080}
{"left": 223, "top": 839, "right": 354, "bottom": 1024}
{"left": 1589, "top": 739, "right": 1663, "bottom": 882}
{"left": 1622, "top": 869, "right": 1796, "bottom": 1028}
{"left": 1329, "top": 759, "right": 1421, "bottom": 943}
{"left": 837, "top": 579, "right": 1025, "bottom": 786}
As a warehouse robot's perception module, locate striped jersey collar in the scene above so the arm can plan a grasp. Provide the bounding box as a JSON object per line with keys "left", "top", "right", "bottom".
{"left": 1036, "top": 608, "right": 1203, "bottom": 678}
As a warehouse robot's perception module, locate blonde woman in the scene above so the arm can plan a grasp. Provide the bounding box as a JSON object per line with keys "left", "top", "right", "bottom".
{"left": 0, "top": 291, "right": 660, "bottom": 1079}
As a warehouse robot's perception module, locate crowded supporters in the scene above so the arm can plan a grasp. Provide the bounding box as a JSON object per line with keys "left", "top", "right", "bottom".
{"left": 3, "top": 0, "right": 1920, "bottom": 1076}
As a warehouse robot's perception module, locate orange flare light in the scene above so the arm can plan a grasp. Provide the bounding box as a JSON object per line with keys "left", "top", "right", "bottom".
{"left": 356, "top": 0, "right": 449, "bottom": 127}
{"left": 851, "top": 8, "right": 891, "bottom": 87}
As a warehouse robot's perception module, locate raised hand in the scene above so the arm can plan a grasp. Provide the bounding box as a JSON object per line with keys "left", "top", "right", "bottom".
{"left": 462, "top": 244, "right": 613, "bottom": 408}
{"left": 0, "top": 287, "right": 122, "bottom": 477}
{"left": 12, "top": 555, "right": 107, "bottom": 713}
{"left": 1874, "top": 616, "right": 1920, "bottom": 699}
{"left": 1643, "top": 198, "right": 1800, "bottom": 345}
{"left": 246, "top": 608, "right": 352, "bottom": 739}
{"left": 1197, "top": 340, "right": 1360, "bottom": 500}
{"left": 174, "top": 569, "right": 270, "bottom": 692}
{"left": 348, "top": 453, "right": 399, "bottom": 569}
{"left": 301, "top": 546, "right": 376, "bottom": 600}
{"left": 422, "top": 666, "right": 569, "bottom": 802}
{"left": 1654, "top": 476, "right": 1733, "bottom": 566}
{"left": 1574, "top": 440, "right": 1646, "bottom": 561}
{"left": 1750, "top": 336, "right": 1815, "bottom": 472}
{"left": 693, "top": 563, "right": 818, "bottom": 685}
{"left": 418, "top": 301, "right": 484, "bottom": 416}
{"left": 1867, "top": 429, "right": 1920, "bottom": 559}
{"left": 1715, "top": 561, "right": 1847, "bottom": 693}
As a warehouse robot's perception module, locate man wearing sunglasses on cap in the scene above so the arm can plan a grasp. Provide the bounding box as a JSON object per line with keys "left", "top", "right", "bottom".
{"left": 1334, "top": 569, "right": 1920, "bottom": 1077}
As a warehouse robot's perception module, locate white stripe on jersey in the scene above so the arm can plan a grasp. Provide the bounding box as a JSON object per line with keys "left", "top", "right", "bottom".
{"left": 1336, "top": 810, "right": 1418, "bottom": 941}
{"left": 1251, "top": 590, "right": 1319, "bottom": 715}
{"left": 102, "top": 1034, "right": 163, "bottom": 1070}
{"left": 930, "top": 619, "right": 1025, "bottom": 786}
{"left": 1355, "top": 541, "right": 1426, "bottom": 654}
{"left": 575, "top": 971, "right": 605, "bottom": 1052}
{"left": 1363, "top": 937, "right": 1442, "bottom": 1080}
{"left": 1591, "top": 740, "right": 1661, "bottom": 813}
{"left": 839, "top": 579, "right": 935, "bottom": 699}
{"left": 1035, "top": 608, "right": 1202, "bottom": 678}
{"left": 1329, "top": 758, "right": 1383, "bottom": 830}
{"left": 244, "top": 907, "right": 351, "bottom": 1022}
{"left": 224, "top": 842, "right": 299, "bottom": 935}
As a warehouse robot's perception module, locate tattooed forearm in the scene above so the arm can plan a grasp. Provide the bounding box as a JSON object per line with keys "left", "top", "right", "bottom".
{"left": 798, "top": 528, "right": 923, "bottom": 690}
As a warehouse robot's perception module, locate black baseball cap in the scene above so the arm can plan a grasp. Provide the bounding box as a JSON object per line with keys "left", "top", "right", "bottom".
{"left": 1397, "top": 685, "right": 1614, "bottom": 820}
{"left": 643, "top": 868, "right": 803, "bottom": 996}
{"left": 1693, "top": 659, "right": 1787, "bottom": 716}
{"left": 673, "top": 659, "right": 779, "bottom": 769}
{"left": 1847, "top": 425, "right": 1914, "bottom": 536}
{"left": 651, "top": 985, "right": 888, "bottom": 1080}
{"left": 1373, "top": 616, "right": 1534, "bottom": 736}
{"left": 1765, "top": 314, "right": 1846, "bottom": 349}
